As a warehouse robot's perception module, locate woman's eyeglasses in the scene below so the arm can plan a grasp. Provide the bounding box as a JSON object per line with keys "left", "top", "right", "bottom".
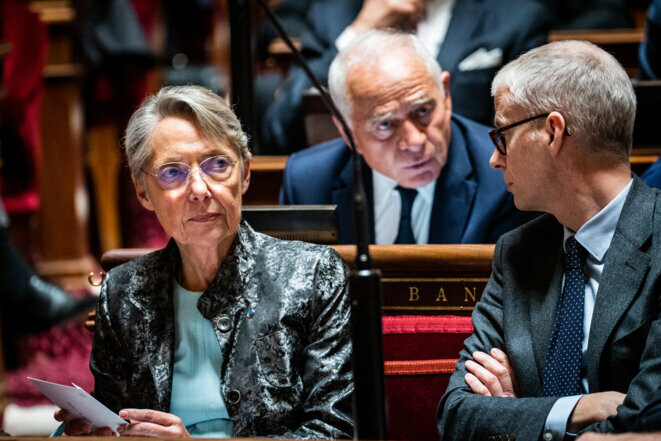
{"left": 489, "top": 113, "right": 572, "bottom": 155}
{"left": 143, "top": 155, "right": 238, "bottom": 190}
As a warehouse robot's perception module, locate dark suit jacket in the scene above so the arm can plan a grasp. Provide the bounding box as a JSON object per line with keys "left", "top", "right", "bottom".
{"left": 261, "top": 0, "right": 550, "bottom": 153}
{"left": 635, "top": 385, "right": 661, "bottom": 432}
{"left": 91, "top": 221, "right": 353, "bottom": 438}
{"left": 280, "top": 114, "right": 533, "bottom": 244}
{"left": 437, "top": 177, "right": 661, "bottom": 440}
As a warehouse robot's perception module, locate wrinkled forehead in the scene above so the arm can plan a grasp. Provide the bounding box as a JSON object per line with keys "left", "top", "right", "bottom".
{"left": 147, "top": 116, "right": 238, "bottom": 165}
{"left": 347, "top": 55, "right": 439, "bottom": 118}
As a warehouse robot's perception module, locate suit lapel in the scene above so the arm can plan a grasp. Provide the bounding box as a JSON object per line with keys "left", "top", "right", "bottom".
{"left": 428, "top": 118, "right": 477, "bottom": 243}
{"left": 438, "top": 0, "right": 483, "bottom": 70}
{"left": 331, "top": 151, "right": 375, "bottom": 244}
{"left": 527, "top": 222, "right": 564, "bottom": 387}
{"left": 586, "top": 178, "right": 654, "bottom": 392}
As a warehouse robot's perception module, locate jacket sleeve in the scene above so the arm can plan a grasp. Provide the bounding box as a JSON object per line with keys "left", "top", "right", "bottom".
{"left": 280, "top": 248, "right": 354, "bottom": 439}
{"left": 581, "top": 294, "right": 661, "bottom": 434}
{"left": 437, "top": 236, "right": 557, "bottom": 441}
{"left": 89, "top": 276, "right": 130, "bottom": 414}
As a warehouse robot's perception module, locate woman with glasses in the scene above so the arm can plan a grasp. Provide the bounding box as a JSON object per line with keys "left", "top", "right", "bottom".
{"left": 54, "top": 85, "right": 353, "bottom": 438}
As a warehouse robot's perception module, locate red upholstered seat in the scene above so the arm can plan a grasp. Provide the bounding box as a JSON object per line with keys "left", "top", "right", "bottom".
{"left": 383, "top": 315, "right": 473, "bottom": 441}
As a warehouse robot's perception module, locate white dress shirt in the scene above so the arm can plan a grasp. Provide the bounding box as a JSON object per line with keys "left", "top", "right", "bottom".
{"left": 335, "top": 0, "right": 456, "bottom": 57}
{"left": 373, "top": 170, "right": 436, "bottom": 244}
{"left": 544, "top": 179, "right": 633, "bottom": 441}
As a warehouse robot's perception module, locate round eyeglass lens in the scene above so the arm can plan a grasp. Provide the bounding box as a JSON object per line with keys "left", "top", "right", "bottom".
{"left": 156, "top": 163, "right": 189, "bottom": 189}
{"left": 200, "top": 155, "right": 233, "bottom": 180}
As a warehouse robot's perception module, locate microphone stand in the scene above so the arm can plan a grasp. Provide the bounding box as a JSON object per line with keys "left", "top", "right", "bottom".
{"left": 227, "top": 0, "right": 257, "bottom": 152}
{"left": 243, "top": 1, "right": 388, "bottom": 438}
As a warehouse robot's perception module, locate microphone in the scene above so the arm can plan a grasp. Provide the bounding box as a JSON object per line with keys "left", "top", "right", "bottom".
{"left": 241, "top": 1, "right": 388, "bottom": 438}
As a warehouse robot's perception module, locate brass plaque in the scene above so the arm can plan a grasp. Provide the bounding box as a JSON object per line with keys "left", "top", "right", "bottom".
{"left": 381, "top": 276, "right": 488, "bottom": 316}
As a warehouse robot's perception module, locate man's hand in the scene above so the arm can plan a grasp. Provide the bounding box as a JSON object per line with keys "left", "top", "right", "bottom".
{"left": 567, "top": 392, "right": 626, "bottom": 433}
{"left": 577, "top": 432, "right": 661, "bottom": 441}
{"left": 351, "top": 0, "right": 425, "bottom": 33}
{"left": 464, "top": 348, "right": 518, "bottom": 397}
{"left": 53, "top": 408, "right": 114, "bottom": 436}
{"left": 117, "top": 409, "right": 190, "bottom": 438}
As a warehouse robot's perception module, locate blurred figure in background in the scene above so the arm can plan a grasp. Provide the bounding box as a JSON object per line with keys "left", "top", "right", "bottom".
{"left": 261, "top": 0, "right": 550, "bottom": 154}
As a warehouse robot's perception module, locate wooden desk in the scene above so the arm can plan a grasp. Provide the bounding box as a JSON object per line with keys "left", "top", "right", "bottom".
{"left": 243, "top": 155, "right": 288, "bottom": 205}
{"left": 334, "top": 244, "right": 493, "bottom": 316}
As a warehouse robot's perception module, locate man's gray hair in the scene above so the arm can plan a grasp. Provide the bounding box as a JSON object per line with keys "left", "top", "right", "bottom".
{"left": 491, "top": 40, "right": 636, "bottom": 158}
{"left": 328, "top": 29, "right": 443, "bottom": 126}
{"left": 124, "top": 85, "right": 250, "bottom": 180}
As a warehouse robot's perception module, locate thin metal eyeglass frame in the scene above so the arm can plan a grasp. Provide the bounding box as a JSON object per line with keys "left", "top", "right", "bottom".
{"left": 141, "top": 154, "right": 238, "bottom": 190}
{"left": 489, "top": 113, "right": 572, "bottom": 155}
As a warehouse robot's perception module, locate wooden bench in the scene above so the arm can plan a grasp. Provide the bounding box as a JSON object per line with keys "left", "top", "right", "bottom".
{"left": 243, "top": 155, "right": 288, "bottom": 205}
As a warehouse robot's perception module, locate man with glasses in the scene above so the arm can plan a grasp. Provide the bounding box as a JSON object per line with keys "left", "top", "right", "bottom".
{"left": 438, "top": 40, "right": 661, "bottom": 441}
{"left": 280, "top": 30, "right": 533, "bottom": 245}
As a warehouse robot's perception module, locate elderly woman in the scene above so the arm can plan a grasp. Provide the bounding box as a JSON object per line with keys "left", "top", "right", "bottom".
{"left": 56, "top": 85, "right": 353, "bottom": 438}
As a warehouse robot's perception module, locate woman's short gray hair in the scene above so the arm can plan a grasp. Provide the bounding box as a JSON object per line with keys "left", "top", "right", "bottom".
{"left": 328, "top": 29, "right": 443, "bottom": 126}
{"left": 491, "top": 40, "right": 636, "bottom": 158}
{"left": 124, "top": 85, "right": 250, "bottom": 179}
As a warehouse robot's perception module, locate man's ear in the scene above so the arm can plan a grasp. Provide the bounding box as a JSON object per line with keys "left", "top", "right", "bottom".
{"left": 545, "top": 111, "right": 568, "bottom": 157}
{"left": 332, "top": 116, "right": 362, "bottom": 154}
{"left": 132, "top": 174, "right": 155, "bottom": 211}
{"left": 241, "top": 158, "right": 251, "bottom": 196}
{"left": 440, "top": 71, "right": 452, "bottom": 110}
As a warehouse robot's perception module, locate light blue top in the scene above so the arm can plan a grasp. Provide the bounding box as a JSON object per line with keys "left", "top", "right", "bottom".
{"left": 544, "top": 179, "right": 633, "bottom": 441}
{"left": 169, "top": 280, "right": 233, "bottom": 438}
{"left": 51, "top": 279, "right": 234, "bottom": 438}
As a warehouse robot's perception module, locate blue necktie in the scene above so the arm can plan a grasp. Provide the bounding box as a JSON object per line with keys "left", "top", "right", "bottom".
{"left": 543, "top": 236, "right": 587, "bottom": 396}
{"left": 395, "top": 186, "right": 418, "bottom": 244}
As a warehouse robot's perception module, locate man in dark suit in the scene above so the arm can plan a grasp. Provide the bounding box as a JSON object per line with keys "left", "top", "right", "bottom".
{"left": 280, "top": 30, "right": 532, "bottom": 245}
{"left": 437, "top": 40, "right": 661, "bottom": 440}
{"left": 261, "top": 0, "right": 550, "bottom": 153}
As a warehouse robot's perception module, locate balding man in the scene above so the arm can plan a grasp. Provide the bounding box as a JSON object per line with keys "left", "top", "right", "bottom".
{"left": 280, "top": 30, "right": 532, "bottom": 245}
{"left": 437, "top": 41, "right": 661, "bottom": 440}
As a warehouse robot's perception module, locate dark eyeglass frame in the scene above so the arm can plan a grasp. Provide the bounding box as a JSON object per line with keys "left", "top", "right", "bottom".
{"left": 142, "top": 154, "right": 238, "bottom": 190}
{"left": 489, "top": 113, "right": 572, "bottom": 156}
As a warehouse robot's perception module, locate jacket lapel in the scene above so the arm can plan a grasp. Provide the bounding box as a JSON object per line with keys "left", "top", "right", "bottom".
{"left": 331, "top": 151, "right": 375, "bottom": 244}
{"left": 527, "top": 220, "right": 564, "bottom": 387}
{"left": 142, "top": 241, "right": 178, "bottom": 411}
{"left": 428, "top": 118, "right": 477, "bottom": 243}
{"left": 586, "top": 177, "right": 654, "bottom": 392}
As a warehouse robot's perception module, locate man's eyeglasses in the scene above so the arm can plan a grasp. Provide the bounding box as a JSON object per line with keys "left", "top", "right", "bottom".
{"left": 489, "top": 113, "right": 572, "bottom": 156}
{"left": 143, "top": 155, "right": 238, "bottom": 190}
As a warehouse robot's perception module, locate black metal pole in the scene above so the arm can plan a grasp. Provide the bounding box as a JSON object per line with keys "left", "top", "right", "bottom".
{"left": 349, "top": 269, "right": 388, "bottom": 440}
{"left": 227, "top": 0, "right": 256, "bottom": 152}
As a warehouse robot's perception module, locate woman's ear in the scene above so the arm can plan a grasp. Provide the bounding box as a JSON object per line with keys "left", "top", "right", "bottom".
{"left": 241, "top": 158, "right": 251, "bottom": 195}
{"left": 132, "top": 174, "right": 155, "bottom": 211}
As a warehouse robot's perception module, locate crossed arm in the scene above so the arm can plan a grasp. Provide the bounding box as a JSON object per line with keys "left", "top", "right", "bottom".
{"left": 464, "top": 348, "right": 625, "bottom": 433}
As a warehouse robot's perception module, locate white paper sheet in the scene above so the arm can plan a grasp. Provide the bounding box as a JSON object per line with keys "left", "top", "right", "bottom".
{"left": 28, "top": 377, "right": 127, "bottom": 435}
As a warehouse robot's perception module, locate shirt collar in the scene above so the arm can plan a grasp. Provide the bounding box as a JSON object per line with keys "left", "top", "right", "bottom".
{"left": 372, "top": 170, "right": 436, "bottom": 204}
{"left": 563, "top": 179, "right": 633, "bottom": 262}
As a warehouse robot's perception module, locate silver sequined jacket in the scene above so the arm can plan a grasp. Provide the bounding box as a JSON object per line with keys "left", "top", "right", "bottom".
{"left": 90, "top": 221, "right": 354, "bottom": 438}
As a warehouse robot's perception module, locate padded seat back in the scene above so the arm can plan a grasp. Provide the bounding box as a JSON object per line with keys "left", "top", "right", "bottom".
{"left": 383, "top": 315, "right": 473, "bottom": 441}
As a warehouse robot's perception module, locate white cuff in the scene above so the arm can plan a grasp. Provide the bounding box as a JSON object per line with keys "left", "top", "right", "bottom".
{"left": 542, "top": 395, "right": 582, "bottom": 441}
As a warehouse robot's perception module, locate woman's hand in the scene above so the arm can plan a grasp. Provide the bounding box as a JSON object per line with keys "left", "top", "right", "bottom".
{"left": 53, "top": 408, "right": 115, "bottom": 436}
{"left": 117, "top": 409, "right": 190, "bottom": 438}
